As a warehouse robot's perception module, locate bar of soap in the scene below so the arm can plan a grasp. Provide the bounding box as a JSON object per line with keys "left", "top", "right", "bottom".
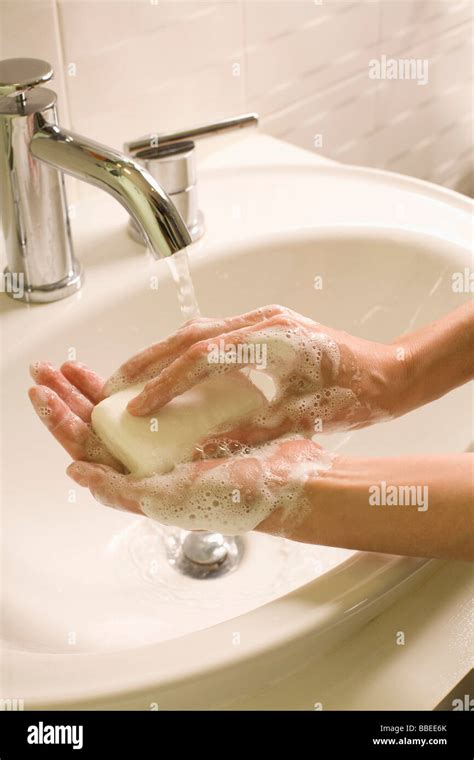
{"left": 91, "top": 372, "right": 265, "bottom": 477}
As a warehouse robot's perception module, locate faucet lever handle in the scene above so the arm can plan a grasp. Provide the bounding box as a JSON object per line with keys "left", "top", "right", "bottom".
{"left": 0, "top": 58, "right": 53, "bottom": 98}
{"left": 125, "top": 112, "right": 258, "bottom": 156}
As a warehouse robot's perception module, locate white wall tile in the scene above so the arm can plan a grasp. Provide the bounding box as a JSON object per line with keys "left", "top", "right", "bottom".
{"left": 380, "top": 0, "right": 472, "bottom": 55}
{"left": 367, "top": 18, "right": 473, "bottom": 186}
{"left": 0, "top": 0, "right": 71, "bottom": 126}
{"left": 244, "top": 0, "right": 331, "bottom": 47}
{"left": 261, "top": 70, "right": 377, "bottom": 166}
{"left": 57, "top": 0, "right": 245, "bottom": 147}
{"left": 245, "top": 1, "right": 379, "bottom": 118}
{"left": 58, "top": 0, "right": 220, "bottom": 62}
{"left": 73, "top": 60, "right": 246, "bottom": 149}
{"left": 0, "top": 0, "right": 471, "bottom": 193}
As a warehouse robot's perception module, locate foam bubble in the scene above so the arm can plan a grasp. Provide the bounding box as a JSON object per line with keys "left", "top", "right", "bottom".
{"left": 30, "top": 362, "right": 41, "bottom": 380}
{"left": 37, "top": 406, "right": 52, "bottom": 417}
{"left": 131, "top": 436, "right": 334, "bottom": 534}
{"left": 96, "top": 322, "right": 373, "bottom": 531}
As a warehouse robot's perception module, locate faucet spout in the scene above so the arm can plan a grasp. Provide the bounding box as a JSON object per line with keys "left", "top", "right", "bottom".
{"left": 30, "top": 117, "right": 192, "bottom": 258}
{"left": 0, "top": 57, "right": 192, "bottom": 303}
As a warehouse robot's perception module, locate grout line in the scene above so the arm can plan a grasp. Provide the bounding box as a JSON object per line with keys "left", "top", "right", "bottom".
{"left": 64, "top": 8, "right": 244, "bottom": 86}
{"left": 246, "top": 13, "right": 471, "bottom": 115}
{"left": 378, "top": 13, "right": 472, "bottom": 58}
{"left": 257, "top": 64, "right": 378, "bottom": 127}
{"left": 243, "top": 2, "right": 330, "bottom": 51}
{"left": 52, "top": 0, "right": 72, "bottom": 128}
{"left": 241, "top": 0, "right": 249, "bottom": 113}
{"left": 51, "top": 0, "right": 80, "bottom": 202}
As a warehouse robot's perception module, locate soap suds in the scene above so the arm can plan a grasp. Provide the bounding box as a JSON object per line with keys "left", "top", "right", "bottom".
{"left": 167, "top": 325, "right": 361, "bottom": 432}
{"left": 91, "top": 323, "right": 367, "bottom": 531}
{"left": 133, "top": 436, "right": 333, "bottom": 534}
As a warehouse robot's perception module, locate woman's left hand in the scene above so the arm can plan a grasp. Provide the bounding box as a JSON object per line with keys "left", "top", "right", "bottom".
{"left": 29, "top": 363, "right": 326, "bottom": 531}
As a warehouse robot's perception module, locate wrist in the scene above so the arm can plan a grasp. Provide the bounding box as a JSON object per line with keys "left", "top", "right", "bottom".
{"left": 256, "top": 454, "right": 365, "bottom": 542}
{"left": 388, "top": 302, "right": 474, "bottom": 417}
{"left": 349, "top": 341, "right": 412, "bottom": 423}
{"left": 378, "top": 339, "right": 416, "bottom": 419}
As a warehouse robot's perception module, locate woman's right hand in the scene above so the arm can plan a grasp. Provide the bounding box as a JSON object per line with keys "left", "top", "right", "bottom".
{"left": 104, "top": 304, "right": 405, "bottom": 448}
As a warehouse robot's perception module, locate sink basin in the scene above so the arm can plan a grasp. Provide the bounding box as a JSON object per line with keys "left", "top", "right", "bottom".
{"left": 1, "top": 136, "right": 472, "bottom": 708}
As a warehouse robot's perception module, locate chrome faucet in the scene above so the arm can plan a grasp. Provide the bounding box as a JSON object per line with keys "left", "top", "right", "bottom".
{"left": 124, "top": 112, "right": 258, "bottom": 245}
{"left": 0, "top": 58, "right": 192, "bottom": 303}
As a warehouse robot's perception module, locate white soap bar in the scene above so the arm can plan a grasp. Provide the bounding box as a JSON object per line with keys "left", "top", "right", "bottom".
{"left": 91, "top": 372, "right": 265, "bottom": 477}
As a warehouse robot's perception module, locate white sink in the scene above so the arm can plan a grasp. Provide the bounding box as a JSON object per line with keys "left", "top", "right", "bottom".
{"left": 1, "top": 135, "right": 472, "bottom": 708}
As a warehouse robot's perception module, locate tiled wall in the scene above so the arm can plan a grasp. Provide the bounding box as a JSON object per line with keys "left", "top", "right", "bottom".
{"left": 1, "top": 0, "right": 472, "bottom": 194}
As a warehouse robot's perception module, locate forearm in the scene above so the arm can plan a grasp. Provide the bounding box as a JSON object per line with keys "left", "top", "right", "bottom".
{"left": 257, "top": 453, "right": 474, "bottom": 561}
{"left": 392, "top": 301, "right": 474, "bottom": 416}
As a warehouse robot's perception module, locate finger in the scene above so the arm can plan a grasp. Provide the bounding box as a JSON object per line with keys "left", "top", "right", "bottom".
{"left": 29, "top": 385, "right": 93, "bottom": 459}
{"left": 60, "top": 361, "right": 105, "bottom": 405}
{"left": 104, "top": 304, "right": 290, "bottom": 393}
{"left": 198, "top": 417, "right": 293, "bottom": 454}
{"left": 67, "top": 461, "right": 143, "bottom": 514}
{"left": 28, "top": 385, "right": 122, "bottom": 468}
{"left": 126, "top": 318, "right": 284, "bottom": 416}
{"left": 266, "top": 437, "right": 324, "bottom": 471}
{"left": 30, "top": 362, "right": 93, "bottom": 422}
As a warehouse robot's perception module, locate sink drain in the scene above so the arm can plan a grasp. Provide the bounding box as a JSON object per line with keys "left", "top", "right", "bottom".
{"left": 165, "top": 531, "right": 244, "bottom": 579}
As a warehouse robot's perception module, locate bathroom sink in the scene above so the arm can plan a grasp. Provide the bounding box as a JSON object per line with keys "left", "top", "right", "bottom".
{"left": 1, "top": 135, "right": 472, "bottom": 708}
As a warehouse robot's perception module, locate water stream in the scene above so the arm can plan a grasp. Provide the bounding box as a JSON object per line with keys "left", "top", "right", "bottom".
{"left": 166, "top": 248, "right": 201, "bottom": 321}
{"left": 164, "top": 248, "right": 242, "bottom": 576}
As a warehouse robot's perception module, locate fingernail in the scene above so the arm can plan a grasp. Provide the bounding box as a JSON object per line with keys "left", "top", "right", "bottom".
{"left": 200, "top": 440, "right": 219, "bottom": 457}
{"left": 62, "top": 360, "right": 87, "bottom": 371}
{"left": 126, "top": 397, "right": 143, "bottom": 415}
{"left": 67, "top": 462, "right": 88, "bottom": 486}
{"left": 29, "top": 361, "right": 51, "bottom": 380}
{"left": 128, "top": 392, "right": 166, "bottom": 416}
{"left": 28, "top": 384, "right": 52, "bottom": 407}
{"left": 29, "top": 362, "right": 41, "bottom": 380}
{"left": 28, "top": 386, "right": 58, "bottom": 429}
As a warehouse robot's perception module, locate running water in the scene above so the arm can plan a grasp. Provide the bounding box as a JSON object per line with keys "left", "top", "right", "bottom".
{"left": 165, "top": 247, "right": 237, "bottom": 556}
{"left": 166, "top": 248, "right": 201, "bottom": 321}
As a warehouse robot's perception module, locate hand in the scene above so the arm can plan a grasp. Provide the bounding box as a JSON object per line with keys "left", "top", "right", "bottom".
{"left": 29, "top": 361, "right": 124, "bottom": 472}
{"left": 28, "top": 358, "right": 331, "bottom": 531}
{"left": 106, "top": 304, "right": 402, "bottom": 447}
{"left": 66, "top": 436, "right": 329, "bottom": 533}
